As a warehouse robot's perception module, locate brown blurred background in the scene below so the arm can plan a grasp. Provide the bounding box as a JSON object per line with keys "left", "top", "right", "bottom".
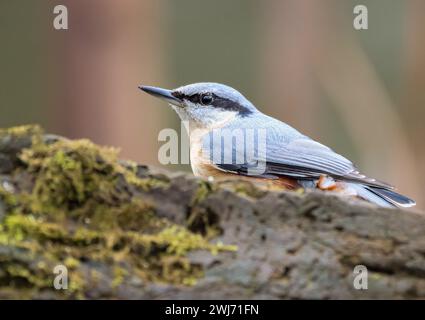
{"left": 0, "top": 0, "right": 424, "bottom": 208}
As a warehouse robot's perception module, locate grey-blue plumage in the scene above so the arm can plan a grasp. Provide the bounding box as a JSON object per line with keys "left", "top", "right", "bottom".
{"left": 140, "top": 82, "right": 416, "bottom": 208}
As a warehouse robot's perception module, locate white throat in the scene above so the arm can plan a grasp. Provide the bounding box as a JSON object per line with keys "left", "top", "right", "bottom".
{"left": 171, "top": 104, "right": 237, "bottom": 133}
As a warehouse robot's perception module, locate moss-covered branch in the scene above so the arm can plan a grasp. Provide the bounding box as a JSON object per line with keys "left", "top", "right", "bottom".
{"left": 0, "top": 125, "right": 425, "bottom": 299}
{"left": 0, "top": 125, "right": 234, "bottom": 299}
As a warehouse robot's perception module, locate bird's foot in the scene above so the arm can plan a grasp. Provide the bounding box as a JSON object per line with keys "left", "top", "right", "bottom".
{"left": 317, "top": 175, "right": 337, "bottom": 191}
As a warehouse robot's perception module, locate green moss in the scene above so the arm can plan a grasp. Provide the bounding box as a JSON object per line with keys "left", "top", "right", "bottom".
{"left": 191, "top": 180, "right": 214, "bottom": 206}
{"left": 156, "top": 225, "right": 236, "bottom": 256}
{"left": 0, "top": 124, "right": 43, "bottom": 139}
{"left": 0, "top": 184, "right": 17, "bottom": 208}
{"left": 21, "top": 139, "right": 129, "bottom": 216}
{"left": 230, "top": 181, "right": 266, "bottom": 198}
{"left": 0, "top": 125, "right": 237, "bottom": 298}
{"left": 5, "top": 264, "right": 51, "bottom": 288}
{"left": 111, "top": 266, "right": 128, "bottom": 289}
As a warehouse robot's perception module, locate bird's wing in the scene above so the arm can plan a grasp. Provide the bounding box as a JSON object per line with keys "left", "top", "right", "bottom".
{"left": 204, "top": 125, "right": 392, "bottom": 189}
{"left": 265, "top": 138, "right": 391, "bottom": 188}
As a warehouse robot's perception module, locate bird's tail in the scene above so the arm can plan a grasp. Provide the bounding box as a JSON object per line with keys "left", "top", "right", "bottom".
{"left": 350, "top": 184, "right": 416, "bottom": 208}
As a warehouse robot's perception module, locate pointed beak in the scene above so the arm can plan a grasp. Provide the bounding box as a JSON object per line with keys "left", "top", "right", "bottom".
{"left": 139, "top": 85, "right": 183, "bottom": 107}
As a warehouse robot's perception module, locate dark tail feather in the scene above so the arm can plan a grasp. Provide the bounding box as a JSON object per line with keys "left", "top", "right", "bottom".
{"left": 365, "top": 186, "right": 416, "bottom": 208}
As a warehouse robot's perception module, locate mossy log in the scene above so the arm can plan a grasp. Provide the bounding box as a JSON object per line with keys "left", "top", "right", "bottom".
{"left": 0, "top": 125, "right": 425, "bottom": 299}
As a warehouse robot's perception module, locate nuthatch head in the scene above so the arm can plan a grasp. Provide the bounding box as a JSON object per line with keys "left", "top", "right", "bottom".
{"left": 140, "top": 82, "right": 415, "bottom": 209}
{"left": 140, "top": 83, "right": 256, "bottom": 130}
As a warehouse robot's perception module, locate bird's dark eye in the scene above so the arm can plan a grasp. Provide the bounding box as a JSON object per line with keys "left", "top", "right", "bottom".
{"left": 200, "top": 93, "right": 213, "bottom": 105}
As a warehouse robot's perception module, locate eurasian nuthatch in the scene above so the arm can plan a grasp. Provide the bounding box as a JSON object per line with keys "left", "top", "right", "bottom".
{"left": 140, "top": 82, "right": 415, "bottom": 208}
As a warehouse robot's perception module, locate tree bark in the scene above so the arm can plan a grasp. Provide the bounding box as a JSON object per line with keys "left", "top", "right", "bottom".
{"left": 0, "top": 126, "right": 424, "bottom": 299}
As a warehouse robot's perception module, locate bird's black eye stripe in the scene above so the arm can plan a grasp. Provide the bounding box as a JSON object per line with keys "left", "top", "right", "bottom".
{"left": 172, "top": 91, "right": 252, "bottom": 116}
{"left": 209, "top": 94, "right": 253, "bottom": 116}
{"left": 172, "top": 92, "right": 215, "bottom": 106}
{"left": 172, "top": 91, "right": 184, "bottom": 100}
{"left": 186, "top": 93, "right": 213, "bottom": 105}
{"left": 189, "top": 94, "right": 200, "bottom": 104}
{"left": 172, "top": 92, "right": 200, "bottom": 103}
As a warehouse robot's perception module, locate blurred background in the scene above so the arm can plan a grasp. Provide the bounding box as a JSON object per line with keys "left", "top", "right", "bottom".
{"left": 0, "top": 0, "right": 424, "bottom": 208}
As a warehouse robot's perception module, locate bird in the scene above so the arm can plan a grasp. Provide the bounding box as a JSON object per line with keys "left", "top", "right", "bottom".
{"left": 139, "top": 82, "right": 415, "bottom": 208}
